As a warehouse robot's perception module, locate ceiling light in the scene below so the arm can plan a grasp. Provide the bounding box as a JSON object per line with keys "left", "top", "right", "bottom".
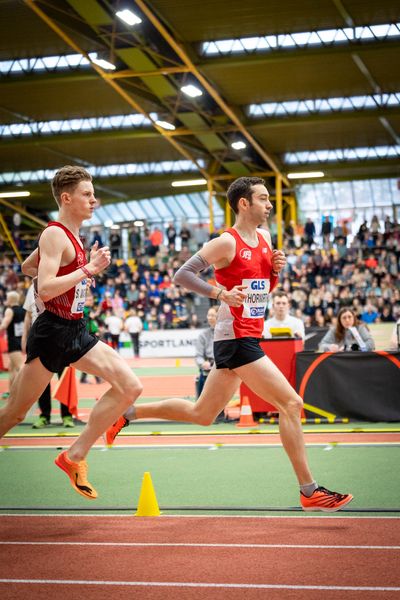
{"left": 134, "top": 220, "right": 144, "bottom": 227}
{"left": 171, "top": 178, "right": 207, "bottom": 187}
{"left": 116, "top": 9, "right": 142, "bottom": 26}
{"left": 88, "top": 52, "right": 116, "bottom": 71}
{"left": 104, "top": 219, "right": 113, "bottom": 227}
{"left": 155, "top": 120, "right": 176, "bottom": 131}
{"left": 181, "top": 84, "right": 203, "bottom": 98}
{"left": 231, "top": 141, "right": 247, "bottom": 150}
{"left": 0, "top": 190, "right": 30, "bottom": 198}
{"left": 287, "top": 171, "right": 325, "bottom": 179}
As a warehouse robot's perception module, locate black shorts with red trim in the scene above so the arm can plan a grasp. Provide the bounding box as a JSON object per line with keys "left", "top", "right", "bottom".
{"left": 26, "top": 310, "right": 98, "bottom": 373}
{"left": 213, "top": 337, "right": 264, "bottom": 370}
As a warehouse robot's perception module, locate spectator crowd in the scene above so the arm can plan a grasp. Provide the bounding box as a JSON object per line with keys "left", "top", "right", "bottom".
{"left": 0, "top": 215, "right": 399, "bottom": 351}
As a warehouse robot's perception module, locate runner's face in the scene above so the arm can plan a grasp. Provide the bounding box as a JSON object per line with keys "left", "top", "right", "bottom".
{"left": 249, "top": 184, "right": 272, "bottom": 224}
{"left": 68, "top": 180, "right": 97, "bottom": 219}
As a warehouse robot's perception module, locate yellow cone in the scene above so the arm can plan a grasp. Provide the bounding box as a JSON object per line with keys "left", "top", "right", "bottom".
{"left": 135, "top": 472, "right": 161, "bottom": 516}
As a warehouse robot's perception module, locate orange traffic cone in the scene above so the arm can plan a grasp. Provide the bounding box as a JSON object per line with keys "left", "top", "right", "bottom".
{"left": 0, "top": 333, "right": 7, "bottom": 372}
{"left": 236, "top": 395, "right": 257, "bottom": 428}
{"left": 53, "top": 366, "right": 79, "bottom": 417}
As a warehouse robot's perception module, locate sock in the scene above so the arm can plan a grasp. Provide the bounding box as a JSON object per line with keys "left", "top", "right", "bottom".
{"left": 124, "top": 405, "right": 136, "bottom": 421}
{"left": 300, "top": 481, "right": 318, "bottom": 497}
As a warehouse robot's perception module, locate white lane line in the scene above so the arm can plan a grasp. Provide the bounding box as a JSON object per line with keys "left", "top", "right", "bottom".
{"left": 0, "top": 541, "right": 399, "bottom": 550}
{"left": 0, "top": 579, "right": 399, "bottom": 591}
{"left": 0, "top": 513, "right": 399, "bottom": 519}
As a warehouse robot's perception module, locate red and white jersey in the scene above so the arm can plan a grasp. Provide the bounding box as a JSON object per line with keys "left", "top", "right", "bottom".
{"left": 214, "top": 227, "right": 277, "bottom": 340}
{"left": 39, "top": 222, "right": 88, "bottom": 320}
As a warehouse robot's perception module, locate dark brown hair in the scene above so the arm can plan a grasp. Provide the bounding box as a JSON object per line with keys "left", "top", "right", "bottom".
{"left": 51, "top": 165, "right": 92, "bottom": 206}
{"left": 335, "top": 307, "right": 358, "bottom": 342}
{"left": 226, "top": 176, "right": 266, "bottom": 214}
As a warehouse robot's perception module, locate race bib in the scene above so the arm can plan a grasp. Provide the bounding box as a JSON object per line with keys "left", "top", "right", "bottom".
{"left": 242, "top": 278, "right": 270, "bottom": 319}
{"left": 71, "top": 279, "right": 87, "bottom": 314}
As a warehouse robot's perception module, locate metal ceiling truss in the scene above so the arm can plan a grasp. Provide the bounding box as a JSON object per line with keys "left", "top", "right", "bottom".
{"left": 24, "top": 0, "right": 288, "bottom": 189}
{"left": 200, "top": 22, "right": 400, "bottom": 57}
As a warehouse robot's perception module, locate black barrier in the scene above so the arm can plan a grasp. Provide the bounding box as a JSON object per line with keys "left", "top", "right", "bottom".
{"left": 296, "top": 351, "right": 400, "bottom": 421}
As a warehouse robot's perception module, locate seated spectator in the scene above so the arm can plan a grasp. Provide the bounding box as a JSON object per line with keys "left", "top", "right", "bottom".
{"left": 263, "top": 291, "right": 305, "bottom": 339}
{"left": 319, "top": 307, "right": 375, "bottom": 352}
{"left": 360, "top": 302, "right": 380, "bottom": 324}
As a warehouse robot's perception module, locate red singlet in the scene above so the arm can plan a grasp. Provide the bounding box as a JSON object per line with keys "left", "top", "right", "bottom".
{"left": 39, "top": 222, "right": 88, "bottom": 320}
{"left": 214, "top": 228, "right": 278, "bottom": 340}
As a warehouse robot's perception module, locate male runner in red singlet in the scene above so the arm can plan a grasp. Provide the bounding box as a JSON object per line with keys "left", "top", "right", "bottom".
{"left": 107, "top": 177, "right": 352, "bottom": 512}
{"left": 0, "top": 166, "right": 143, "bottom": 500}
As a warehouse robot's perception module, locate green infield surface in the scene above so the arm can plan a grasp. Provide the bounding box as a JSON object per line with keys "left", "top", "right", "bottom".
{"left": 0, "top": 445, "right": 399, "bottom": 516}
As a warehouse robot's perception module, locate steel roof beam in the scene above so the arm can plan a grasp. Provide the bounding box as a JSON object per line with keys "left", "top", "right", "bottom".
{"left": 135, "top": 0, "right": 288, "bottom": 186}
{"left": 24, "top": 0, "right": 210, "bottom": 182}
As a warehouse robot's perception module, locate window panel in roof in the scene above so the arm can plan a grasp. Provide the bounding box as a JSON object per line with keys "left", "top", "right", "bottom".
{"left": 371, "top": 179, "right": 392, "bottom": 206}
{"left": 175, "top": 194, "right": 199, "bottom": 218}
{"left": 114, "top": 202, "right": 136, "bottom": 222}
{"left": 152, "top": 196, "right": 174, "bottom": 219}
{"left": 128, "top": 201, "right": 148, "bottom": 220}
{"left": 103, "top": 204, "right": 123, "bottom": 222}
{"left": 352, "top": 180, "right": 373, "bottom": 207}
{"left": 333, "top": 181, "right": 353, "bottom": 208}
{"left": 139, "top": 199, "right": 161, "bottom": 219}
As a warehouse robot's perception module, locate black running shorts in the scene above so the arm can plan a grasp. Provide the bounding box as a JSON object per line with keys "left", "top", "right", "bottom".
{"left": 26, "top": 310, "right": 98, "bottom": 373}
{"left": 213, "top": 337, "right": 265, "bottom": 370}
{"left": 7, "top": 339, "right": 22, "bottom": 353}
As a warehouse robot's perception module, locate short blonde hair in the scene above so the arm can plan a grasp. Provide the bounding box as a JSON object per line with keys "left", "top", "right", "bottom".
{"left": 51, "top": 165, "right": 92, "bottom": 207}
{"left": 6, "top": 291, "right": 20, "bottom": 306}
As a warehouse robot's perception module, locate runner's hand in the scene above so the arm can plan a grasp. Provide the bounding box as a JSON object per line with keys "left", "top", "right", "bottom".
{"left": 272, "top": 249, "right": 286, "bottom": 273}
{"left": 221, "top": 285, "right": 247, "bottom": 307}
{"left": 88, "top": 244, "right": 111, "bottom": 275}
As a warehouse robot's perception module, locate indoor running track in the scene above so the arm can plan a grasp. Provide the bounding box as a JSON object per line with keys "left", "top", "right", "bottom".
{"left": 1, "top": 515, "right": 400, "bottom": 599}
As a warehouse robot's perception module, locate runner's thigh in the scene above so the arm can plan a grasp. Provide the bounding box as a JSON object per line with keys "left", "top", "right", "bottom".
{"left": 72, "top": 341, "right": 141, "bottom": 392}
{"left": 234, "top": 355, "right": 298, "bottom": 410}
{"left": 195, "top": 366, "right": 240, "bottom": 416}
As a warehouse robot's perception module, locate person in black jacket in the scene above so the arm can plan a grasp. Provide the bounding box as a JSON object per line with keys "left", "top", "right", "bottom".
{"left": 0, "top": 291, "right": 25, "bottom": 396}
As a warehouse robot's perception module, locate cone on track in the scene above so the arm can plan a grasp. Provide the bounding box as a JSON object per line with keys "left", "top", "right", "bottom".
{"left": 236, "top": 395, "right": 257, "bottom": 428}
{"left": 135, "top": 472, "right": 161, "bottom": 516}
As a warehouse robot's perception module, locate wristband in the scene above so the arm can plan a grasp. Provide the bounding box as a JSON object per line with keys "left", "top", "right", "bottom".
{"left": 81, "top": 265, "right": 94, "bottom": 278}
{"left": 271, "top": 270, "right": 279, "bottom": 277}
{"left": 216, "top": 288, "right": 223, "bottom": 301}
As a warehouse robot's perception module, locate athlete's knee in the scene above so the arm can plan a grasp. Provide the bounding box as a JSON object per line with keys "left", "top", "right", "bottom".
{"left": 119, "top": 377, "right": 143, "bottom": 406}
{"left": 192, "top": 406, "right": 215, "bottom": 426}
{"left": 283, "top": 393, "right": 303, "bottom": 416}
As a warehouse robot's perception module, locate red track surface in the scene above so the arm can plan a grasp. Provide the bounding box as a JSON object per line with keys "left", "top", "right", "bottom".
{"left": 3, "top": 432, "right": 400, "bottom": 447}
{"left": 0, "top": 515, "right": 399, "bottom": 599}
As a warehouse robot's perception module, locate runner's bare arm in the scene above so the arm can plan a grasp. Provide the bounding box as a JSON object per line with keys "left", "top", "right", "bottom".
{"left": 37, "top": 228, "right": 110, "bottom": 302}
{"left": 21, "top": 248, "right": 39, "bottom": 277}
{"left": 0, "top": 307, "right": 14, "bottom": 331}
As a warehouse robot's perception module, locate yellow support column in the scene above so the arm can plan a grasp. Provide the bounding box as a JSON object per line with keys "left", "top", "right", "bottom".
{"left": 275, "top": 175, "right": 283, "bottom": 250}
{"left": 208, "top": 178, "right": 214, "bottom": 235}
{"left": 225, "top": 198, "right": 232, "bottom": 228}
{"left": 0, "top": 213, "right": 22, "bottom": 262}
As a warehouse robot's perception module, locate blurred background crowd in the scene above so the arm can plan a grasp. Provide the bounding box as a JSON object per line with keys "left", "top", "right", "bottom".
{"left": 0, "top": 214, "right": 399, "bottom": 343}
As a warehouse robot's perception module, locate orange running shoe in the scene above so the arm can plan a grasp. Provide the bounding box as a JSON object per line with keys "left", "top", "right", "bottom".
{"left": 54, "top": 451, "right": 98, "bottom": 500}
{"left": 105, "top": 415, "right": 129, "bottom": 446}
{"left": 301, "top": 486, "right": 353, "bottom": 512}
